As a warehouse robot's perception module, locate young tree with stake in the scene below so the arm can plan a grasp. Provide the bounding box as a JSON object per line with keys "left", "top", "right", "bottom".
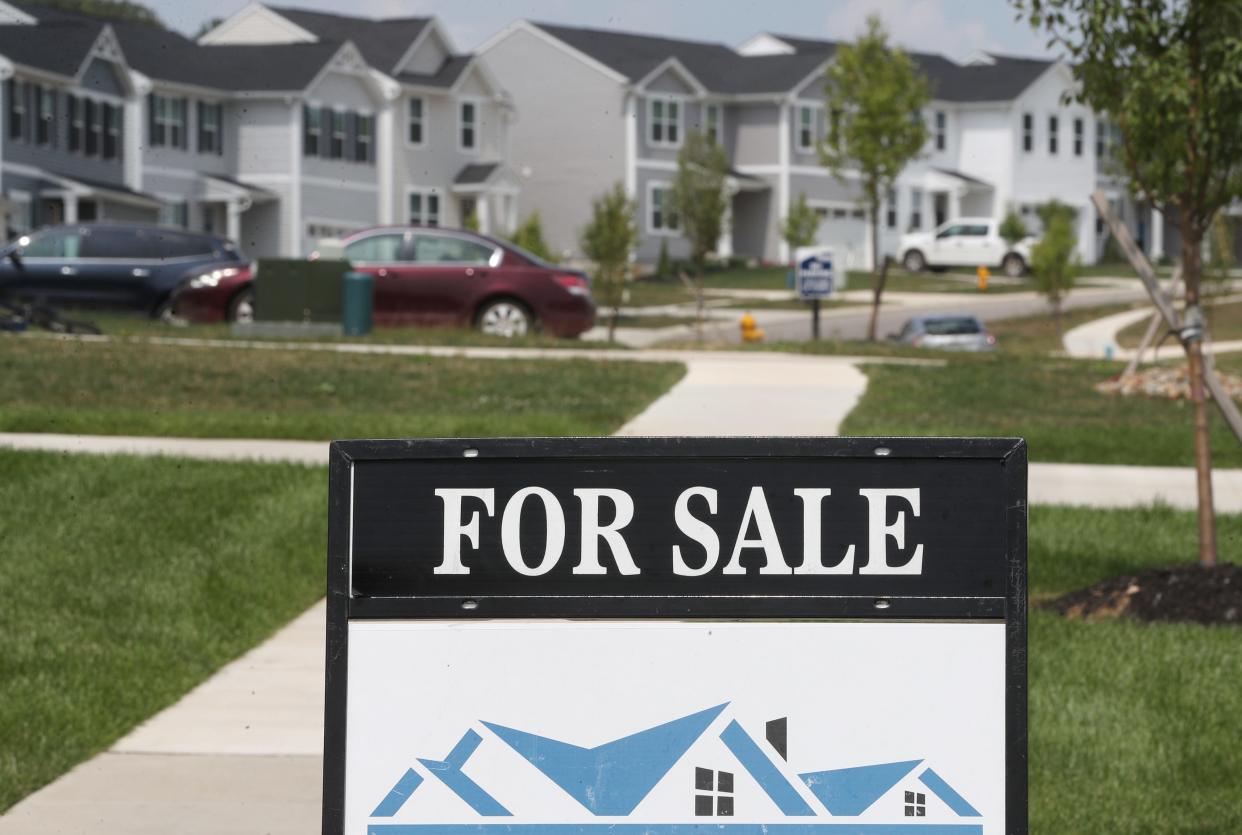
{"left": 1029, "top": 201, "right": 1078, "bottom": 337}
{"left": 1016, "top": 0, "right": 1242, "bottom": 566}
{"left": 668, "top": 132, "right": 730, "bottom": 338}
{"left": 581, "top": 183, "right": 639, "bottom": 344}
{"left": 820, "top": 14, "right": 930, "bottom": 341}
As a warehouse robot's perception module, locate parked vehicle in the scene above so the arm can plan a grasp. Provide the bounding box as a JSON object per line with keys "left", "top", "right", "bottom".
{"left": 175, "top": 226, "right": 596, "bottom": 337}
{"left": 900, "top": 218, "right": 1034, "bottom": 277}
{"left": 0, "top": 224, "right": 245, "bottom": 319}
{"left": 890, "top": 314, "right": 997, "bottom": 351}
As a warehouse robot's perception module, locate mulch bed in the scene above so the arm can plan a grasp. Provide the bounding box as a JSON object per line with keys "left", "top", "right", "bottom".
{"left": 1096, "top": 365, "right": 1242, "bottom": 401}
{"left": 1044, "top": 564, "right": 1242, "bottom": 626}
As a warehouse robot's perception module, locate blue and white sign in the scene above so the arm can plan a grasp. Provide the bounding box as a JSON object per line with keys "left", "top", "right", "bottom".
{"left": 345, "top": 622, "right": 1004, "bottom": 834}
{"left": 795, "top": 246, "right": 837, "bottom": 300}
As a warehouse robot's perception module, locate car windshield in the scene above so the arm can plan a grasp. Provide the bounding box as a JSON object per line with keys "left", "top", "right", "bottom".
{"left": 924, "top": 317, "right": 983, "bottom": 335}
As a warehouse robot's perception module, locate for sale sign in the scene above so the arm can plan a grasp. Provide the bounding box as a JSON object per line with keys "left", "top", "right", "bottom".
{"left": 795, "top": 246, "right": 837, "bottom": 300}
{"left": 323, "top": 438, "right": 1028, "bottom": 835}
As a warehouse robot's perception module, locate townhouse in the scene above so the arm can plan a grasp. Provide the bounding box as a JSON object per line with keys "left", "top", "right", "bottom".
{"left": 481, "top": 22, "right": 1143, "bottom": 267}
{"left": 0, "top": 1, "right": 516, "bottom": 257}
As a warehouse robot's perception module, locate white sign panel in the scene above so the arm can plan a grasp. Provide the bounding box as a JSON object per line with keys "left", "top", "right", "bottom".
{"left": 345, "top": 621, "right": 1005, "bottom": 834}
{"left": 795, "top": 246, "right": 837, "bottom": 300}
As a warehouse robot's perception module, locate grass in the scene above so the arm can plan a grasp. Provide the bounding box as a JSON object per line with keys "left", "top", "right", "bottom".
{"left": 0, "top": 452, "right": 328, "bottom": 813}
{"left": 990, "top": 303, "right": 1140, "bottom": 354}
{"left": 872, "top": 270, "right": 1035, "bottom": 294}
{"left": 0, "top": 337, "right": 684, "bottom": 439}
{"left": 841, "top": 352, "right": 1242, "bottom": 468}
{"left": 1117, "top": 296, "right": 1242, "bottom": 348}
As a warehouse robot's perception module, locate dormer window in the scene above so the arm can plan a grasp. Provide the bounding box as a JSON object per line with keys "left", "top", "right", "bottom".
{"left": 649, "top": 96, "right": 681, "bottom": 147}
{"left": 460, "top": 100, "right": 477, "bottom": 151}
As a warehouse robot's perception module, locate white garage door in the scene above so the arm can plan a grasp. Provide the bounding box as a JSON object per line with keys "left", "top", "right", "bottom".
{"left": 814, "top": 207, "right": 869, "bottom": 270}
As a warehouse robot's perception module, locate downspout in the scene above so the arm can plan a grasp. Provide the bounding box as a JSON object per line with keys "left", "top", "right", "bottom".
{"left": 624, "top": 86, "right": 637, "bottom": 199}
{"left": 777, "top": 94, "right": 792, "bottom": 262}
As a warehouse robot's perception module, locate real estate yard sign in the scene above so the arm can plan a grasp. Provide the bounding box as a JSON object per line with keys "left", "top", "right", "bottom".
{"left": 795, "top": 247, "right": 837, "bottom": 300}
{"left": 324, "top": 438, "right": 1028, "bottom": 835}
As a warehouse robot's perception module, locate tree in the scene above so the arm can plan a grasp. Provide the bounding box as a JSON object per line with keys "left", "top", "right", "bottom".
{"left": 581, "top": 183, "right": 639, "bottom": 343}
{"left": 820, "top": 14, "right": 930, "bottom": 341}
{"left": 999, "top": 208, "right": 1029, "bottom": 249}
{"left": 1016, "top": 0, "right": 1242, "bottom": 567}
{"left": 1029, "top": 201, "right": 1079, "bottom": 336}
{"left": 40, "top": 0, "right": 163, "bottom": 25}
{"left": 781, "top": 193, "right": 819, "bottom": 254}
{"left": 511, "top": 212, "right": 554, "bottom": 261}
{"left": 656, "top": 239, "right": 672, "bottom": 279}
{"left": 668, "top": 131, "right": 730, "bottom": 336}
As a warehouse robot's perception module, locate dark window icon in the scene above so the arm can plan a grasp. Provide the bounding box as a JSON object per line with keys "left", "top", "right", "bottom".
{"left": 904, "top": 790, "right": 926, "bottom": 817}
{"left": 695, "top": 768, "right": 735, "bottom": 816}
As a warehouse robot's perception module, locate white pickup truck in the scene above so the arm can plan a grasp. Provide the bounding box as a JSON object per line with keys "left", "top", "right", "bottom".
{"left": 899, "top": 217, "right": 1034, "bottom": 277}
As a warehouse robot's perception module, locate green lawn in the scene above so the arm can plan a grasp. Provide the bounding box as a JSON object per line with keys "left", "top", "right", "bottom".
{"left": 841, "top": 353, "right": 1242, "bottom": 468}
{"left": 3, "top": 451, "right": 1238, "bottom": 830}
{"left": 0, "top": 337, "right": 683, "bottom": 439}
{"left": 1117, "top": 297, "right": 1242, "bottom": 348}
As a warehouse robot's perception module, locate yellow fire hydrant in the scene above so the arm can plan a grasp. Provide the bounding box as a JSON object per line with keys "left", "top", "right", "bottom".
{"left": 740, "top": 312, "right": 765, "bottom": 342}
{"left": 976, "top": 265, "right": 990, "bottom": 292}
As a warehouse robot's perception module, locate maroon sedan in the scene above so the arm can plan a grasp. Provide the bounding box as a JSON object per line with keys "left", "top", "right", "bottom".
{"left": 174, "top": 227, "right": 595, "bottom": 338}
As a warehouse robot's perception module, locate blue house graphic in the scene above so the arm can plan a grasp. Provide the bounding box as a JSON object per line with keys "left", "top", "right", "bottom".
{"left": 366, "top": 703, "right": 986, "bottom": 834}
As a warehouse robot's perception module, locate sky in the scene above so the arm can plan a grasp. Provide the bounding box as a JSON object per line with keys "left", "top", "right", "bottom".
{"left": 145, "top": 0, "right": 1056, "bottom": 62}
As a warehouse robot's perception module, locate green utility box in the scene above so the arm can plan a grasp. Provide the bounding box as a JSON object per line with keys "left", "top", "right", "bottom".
{"left": 341, "top": 270, "right": 373, "bottom": 336}
{"left": 253, "top": 259, "right": 349, "bottom": 323}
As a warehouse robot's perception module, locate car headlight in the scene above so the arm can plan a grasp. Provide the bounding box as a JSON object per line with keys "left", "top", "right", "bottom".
{"left": 188, "top": 267, "right": 239, "bottom": 289}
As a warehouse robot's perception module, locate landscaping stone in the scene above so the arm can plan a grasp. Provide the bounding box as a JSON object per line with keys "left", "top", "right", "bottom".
{"left": 1096, "top": 365, "right": 1242, "bottom": 401}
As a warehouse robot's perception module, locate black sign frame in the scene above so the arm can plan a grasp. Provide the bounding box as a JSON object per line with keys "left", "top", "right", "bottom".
{"left": 323, "top": 436, "right": 1028, "bottom": 835}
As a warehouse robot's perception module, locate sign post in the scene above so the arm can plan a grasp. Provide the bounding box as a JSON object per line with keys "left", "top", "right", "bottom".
{"left": 795, "top": 247, "right": 838, "bottom": 341}
{"left": 325, "top": 437, "right": 1027, "bottom": 835}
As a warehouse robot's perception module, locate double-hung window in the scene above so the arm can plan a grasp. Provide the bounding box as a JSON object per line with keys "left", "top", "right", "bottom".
{"left": 102, "top": 104, "right": 120, "bottom": 159}
{"left": 67, "top": 95, "right": 82, "bottom": 152}
{"left": 408, "top": 97, "right": 424, "bottom": 146}
{"left": 84, "top": 99, "right": 100, "bottom": 156}
{"left": 459, "top": 100, "right": 477, "bottom": 151}
{"left": 7, "top": 79, "right": 25, "bottom": 140}
{"left": 36, "top": 86, "right": 54, "bottom": 146}
{"left": 1073, "top": 117, "right": 1084, "bottom": 157}
{"left": 704, "top": 103, "right": 721, "bottom": 144}
{"left": 409, "top": 189, "right": 441, "bottom": 227}
{"left": 329, "top": 109, "right": 345, "bottom": 159}
{"left": 886, "top": 186, "right": 898, "bottom": 229}
{"left": 150, "top": 94, "right": 186, "bottom": 148}
{"left": 303, "top": 105, "right": 321, "bottom": 156}
{"left": 909, "top": 187, "right": 923, "bottom": 230}
{"left": 649, "top": 96, "right": 680, "bottom": 146}
{"left": 198, "top": 102, "right": 223, "bottom": 155}
{"left": 1021, "top": 112, "right": 1033, "bottom": 152}
{"left": 354, "top": 113, "right": 373, "bottom": 163}
{"left": 934, "top": 110, "right": 946, "bottom": 151}
{"left": 796, "top": 105, "right": 815, "bottom": 152}
{"left": 1048, "top": 114, "right": 1059, "bottom": 155}
{"left": 649, "top": 183, "right": 680, "bottom": 234}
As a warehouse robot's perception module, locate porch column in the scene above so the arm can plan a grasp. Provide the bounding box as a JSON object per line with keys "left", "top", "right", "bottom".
{"left": 226, "top": 200, "right": 243, "bottom": 246}
{"left": 63, "top": 193, "right": 79, "bottom": 224}
{"left": 477, "top": 194, "right": 491, "bottom": 235}
{"left": 1150, "top": 206, "right": 1165, "bottom": 262}
{"left": 716, "top": 186, "right": 735, "bottom": 259}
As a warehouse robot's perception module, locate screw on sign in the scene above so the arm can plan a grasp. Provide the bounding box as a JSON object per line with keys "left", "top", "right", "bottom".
{"left": 323, "top": 437, "right": 1029, "bottom": 835}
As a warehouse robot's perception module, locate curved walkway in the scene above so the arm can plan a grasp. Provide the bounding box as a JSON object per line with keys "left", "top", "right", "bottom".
{"left": 1062, "top": 294, "right": 1242, "bottom": 360}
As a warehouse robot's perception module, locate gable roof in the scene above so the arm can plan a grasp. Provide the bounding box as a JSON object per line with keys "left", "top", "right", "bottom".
{"left": 267, "top": 5, "right": 429, "bottom": 73}
{"left": 397, "top": 53, "right": 472, "bottom": 89}
{"left": 0, "top": 17, "right": 102, "bottom": 77}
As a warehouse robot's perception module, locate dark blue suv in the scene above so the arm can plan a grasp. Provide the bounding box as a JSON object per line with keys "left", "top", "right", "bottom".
{"left": 0, "top": 223, "right": 244, "bottom": 319}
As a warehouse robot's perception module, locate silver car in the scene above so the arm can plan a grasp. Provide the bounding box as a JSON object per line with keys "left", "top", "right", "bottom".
{"left": 891, "top": 314, "right": 997, "bottom": 351}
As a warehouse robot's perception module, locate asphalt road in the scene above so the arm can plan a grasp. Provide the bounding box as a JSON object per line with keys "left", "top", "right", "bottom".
{"left": 709, "top": 280, "right": 1152, "bottom": 343}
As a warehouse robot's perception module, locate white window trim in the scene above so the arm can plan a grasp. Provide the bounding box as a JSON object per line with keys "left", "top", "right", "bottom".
{"left": 199, "top": 100, "right": 223, "bottom": 154}
{"left": 152, "top": 94, "right": 187, "bottom": 149}
{"left": 703, "top": 101, "right": 723, "bottom": 144}
{"left": 646, "top": 180, "right": 680, "bottom": 237}
{"left": 457, "top": 96, "right": 481, "bottom": 155}
{"left": 354, "top": 111, "right": 374, "bottom": 163}
{"left": 407, "top": 186, "right": 442, "bottom": 227}
{"left": 406, "top": 95, "right": 427, "bottom": 150}
{"left": 933, "top": 110, "right": 946, "bottom": 152}
{"left": 795, "top": 103, "right": 819, "bottom": 153}
{"left": 647, "top": 94, "right": 684, "bottom": 149}
{"left": 329, "top": 108, "right": 346, "bottom": 160}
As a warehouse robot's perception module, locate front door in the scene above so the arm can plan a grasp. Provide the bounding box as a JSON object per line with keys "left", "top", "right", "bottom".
{"left": 933, "top": 192, "right": 949, "bottom": 228}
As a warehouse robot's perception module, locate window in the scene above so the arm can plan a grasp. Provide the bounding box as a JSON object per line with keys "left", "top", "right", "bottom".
{"left": 797, "top": 105, "right": 815, "bottom": 152}
{"left": 649, "top": 184, "right": 679, "bottom": 233}
{"left": 886, "top": 186, "right": 898, "bottom": 229}
{"left": 459, "top": 100, "right": 477, "bottom": 151}
{"left": 84, "top": 99, "right": 99, "bottom": 156}
{"left": 1048, "top": 114, "right": 1059, "bottom": 155}
{"left": 909, "top": 187, "right": 922, "bottom": 230}
{"left": 102, "top": 103, "right": 120, "bottom": 160}
{"left": 79, "top": 227, "right": 148, "bottom": 259}
{"left": 1096, "top": 119, "right": 1106, "bottom": 158}
{"left": 936, "top": 224, "right": 962, "bottom": 239}
{"left": 704, "top": 103, "right": 721, "bottom": 144}
{"left": 695, "top": 768, "right": 734, "bottom": 817}
{"left": 409, "top": 190, "right": 441, "bottom": 227}
{"left": 303, "top": 105, "right": 321, "bottom": 156}
{"left": 354, "top": 113, "right": 373, "bottom": 163}
{"left": 158, "top": 201, "right": 189, "bottom": 229}
{"left": 67, "top": 95, "right": 82, "bottom": 152}
{"left": 329, "top": 109, "right": 345, "bottom": 159}
{"left": 904, "top": 790, "right": 927, "bottom": 817}
{"left": 408, "top": 97, "right": 424, "bottom": 146}
{"left": 19, "top": 228, "right": 80, "bottom": 258}
{"left": 156, "top": 230, "right": 215, "bottom": 258}
{"left": 934, "top": 110, "right": 946, "bottom": 151}
{"left": 8, "top": 79, "right": 25, "bottom": 140}
{"left": 649, "top": 96, "right": 680, "bottom": 146}
{"left": 198, "top": 102, "right": 223, "bottom": 155}
{"left": 36, "top": 86, "right": 54, "bottom": 146}
{"left": 150, "top": 94, "right": 187, "bottom": 148}
{"left": 345, "top": 233, "right": 404, "bottom": 263}
{"left": 1073, "top": 117, "right": 1084, "bottom": 157}
{"left": 412, "top": 233, "right": 495, "bottom": 265}
{"left": 1021, "top": 112, "right": 1033, "bottom": 152}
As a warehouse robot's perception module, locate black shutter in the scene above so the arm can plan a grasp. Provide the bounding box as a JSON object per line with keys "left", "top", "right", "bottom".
{"left": 196, "top": 100, "right": 203, "bottom": 152}
{"left": 321, "top": 106, "right": 331, "bottom": 158}
{"left": 180, "top": 98, "right": 189, "bottom": 149}
{"left": 24, "top": 81, "right": 33, "bottom": 142}
{"left": 5, "top": 80, "right": 14, "bottom": 140}
{"left": 216, "top": 104, "right": 223, "bottom": 157}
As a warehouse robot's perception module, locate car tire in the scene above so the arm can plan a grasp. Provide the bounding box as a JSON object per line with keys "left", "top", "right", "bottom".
{"left": 151, "top": 296, "right": 184, "bottom": 326}
{"left": 228, "top": 287, "right": 255, "bottom": 324}
{"left": 1002, "top": 253, "right": 1026, "bottom": 278}
{"left": 477, "top": 298, "right": 533, "bottom": 338}
{"left": 902, "top": 250, "right": 926, "bottom": 273}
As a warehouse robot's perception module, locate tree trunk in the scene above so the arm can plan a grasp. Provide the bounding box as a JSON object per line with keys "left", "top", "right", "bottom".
{"left": 608, "top": 306, "right": 618, "bottom": 343}
{"left": 1053, "top": 297, "right": 1063, "bottom": 340}
{"left": 1181, "top": 226, "right": 1218, "bottom": 567}
{"left": 866, "top": 206, "right": 884, "bottom": 342}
